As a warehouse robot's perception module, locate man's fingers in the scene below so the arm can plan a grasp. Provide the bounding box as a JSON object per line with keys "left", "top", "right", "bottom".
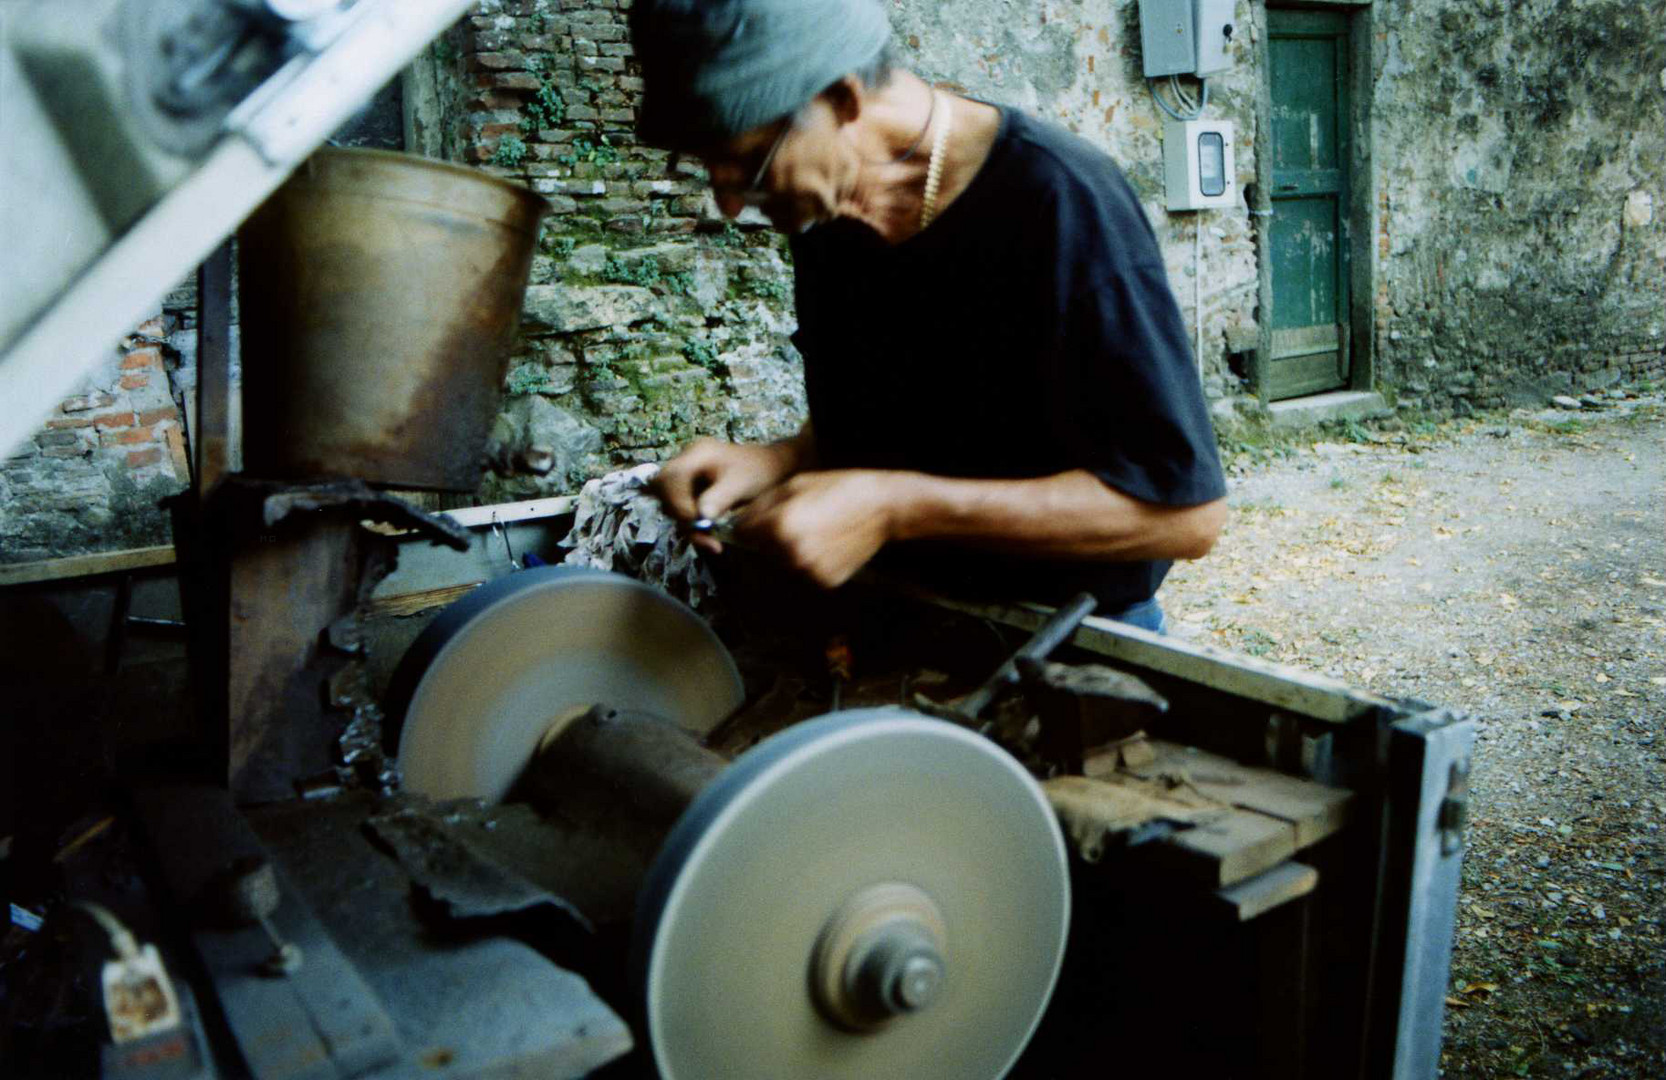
{"left": 695, "top": 470, "right": 758, "bottom": 520}
{"left": 652, "top": 458, "right": 714, "bottom": 521}
{"left": 724, "top": 483, "right": 788, "bottom": 537}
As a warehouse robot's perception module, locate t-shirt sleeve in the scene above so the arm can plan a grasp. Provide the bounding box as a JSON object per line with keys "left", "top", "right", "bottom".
{"left": 1052, "top": 262, "right": 1229, "bottom": 507}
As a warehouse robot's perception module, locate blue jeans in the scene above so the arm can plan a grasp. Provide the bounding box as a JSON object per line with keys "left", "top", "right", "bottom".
{"left": 1104, "top": 596, "right": 1167, "bottom": 634}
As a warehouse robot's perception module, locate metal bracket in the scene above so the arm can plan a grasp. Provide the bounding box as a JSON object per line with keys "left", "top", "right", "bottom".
{"left": 1437, "top": 760, "right": 1470, "bottom": 857}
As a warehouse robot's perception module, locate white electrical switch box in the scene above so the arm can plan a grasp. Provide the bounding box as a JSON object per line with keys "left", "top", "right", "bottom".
{"left": 1163, "top": 120, "right": 1236, "bottom": 211}
{"left": 1192, "top": 0, "right": 1237, "bottom": 75}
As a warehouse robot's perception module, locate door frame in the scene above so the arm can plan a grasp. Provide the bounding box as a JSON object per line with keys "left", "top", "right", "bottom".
{"left": 1250, "top": 0, "right": 1377, "bottom": 403}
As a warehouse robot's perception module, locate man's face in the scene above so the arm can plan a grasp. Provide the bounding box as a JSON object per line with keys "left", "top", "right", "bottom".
{"left": 697, "top": 98, "right": 847, "bottom": 234}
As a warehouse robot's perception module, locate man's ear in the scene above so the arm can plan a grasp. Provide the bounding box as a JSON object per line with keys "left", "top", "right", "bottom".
{"left": 821, "top": 75, "right": 865, "bottom": 127}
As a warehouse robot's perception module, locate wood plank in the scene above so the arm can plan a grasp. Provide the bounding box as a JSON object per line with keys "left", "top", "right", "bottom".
{"left": 0, "top": 545, "right": 176, "bottom": 587}
{"left": 164, "top": 424, "right": 191, "bottom": 483}
{"left": 1089, "top": 738, "right": 1353, "bottom": 848}
{"left": 1215, "top": 861, "right": 1318, "bottom": 922}
{"left": 441, "top": 496, "right": 577, "bottom": 528}
{"left": 363, "top": 581, "right": 482, "bottom": 619}
{"left": 1268, "top": 350, "right": 1346, "bottom": 400}
{"left": 1150, "top": 808, "right": 1297, "bottom": 888}
{"left": 913, "top": 590, "right": 1391, "bottom": 724}
{"left": 370, "top": 496, "right": 580, "bottom": 539}
{"left": 1043, "top": 774, "right": 1226, "bottom": 864}
{"left": 1270, "top": 323, "right": 1340, "bottom": 358}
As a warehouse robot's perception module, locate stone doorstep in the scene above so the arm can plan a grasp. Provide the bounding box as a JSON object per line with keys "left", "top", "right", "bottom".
{"left": 1265, "top": 390, "right": 1391, "bottom": 431}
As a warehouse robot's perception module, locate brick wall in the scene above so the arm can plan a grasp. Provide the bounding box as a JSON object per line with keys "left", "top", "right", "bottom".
{"left": 1, "top": 316, "right": 189, "bottom": 563}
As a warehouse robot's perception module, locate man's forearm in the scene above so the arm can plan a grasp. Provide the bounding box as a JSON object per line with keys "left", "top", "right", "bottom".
{"left": 772, "top": 421, "right": 817, "bottom": 475}
{"left": 882, "top": 467, "right": 1225, "bottom": 562}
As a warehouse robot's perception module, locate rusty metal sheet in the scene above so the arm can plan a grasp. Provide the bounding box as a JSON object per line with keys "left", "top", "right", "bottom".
{"left": 363, "top": 806, "right": 591, "bottom": 929}
{"left": 251, "top": 794, "right": 633, "bottom": 1079}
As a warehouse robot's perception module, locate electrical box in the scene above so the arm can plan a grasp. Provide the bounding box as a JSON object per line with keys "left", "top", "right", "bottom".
{"left": 1163, "top": 120, "right": 1236, "bottom": 210}
{"left": 1139, "top": 0, "right": 1238, "bottom": 77}
{"left": 1193, "top": 0, "right": 1237, "bottom": 76}
{"left": 1139, "top": 0, "right": 1194, "bottom": 77}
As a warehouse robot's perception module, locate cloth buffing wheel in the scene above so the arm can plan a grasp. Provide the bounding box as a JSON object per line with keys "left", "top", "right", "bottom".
{"left": 388, "top": 565, "right": 745, "bottom": 803}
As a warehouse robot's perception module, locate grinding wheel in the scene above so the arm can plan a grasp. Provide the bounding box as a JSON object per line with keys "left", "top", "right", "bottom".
{"left": 388, "top": 566, "right": 744, "bottom": 803}
{"left": 632, "top": 708, "right": 1070, "bottom": 1080}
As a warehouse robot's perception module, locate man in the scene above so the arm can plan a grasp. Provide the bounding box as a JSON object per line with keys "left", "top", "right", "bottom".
{"left": 631, "top": 0, "right": 1227, "bottom": 631}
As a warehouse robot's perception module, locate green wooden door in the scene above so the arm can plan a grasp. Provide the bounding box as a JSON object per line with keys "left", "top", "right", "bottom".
{"left": 1267, "top": 9, "right": 1350, "bottom": 400}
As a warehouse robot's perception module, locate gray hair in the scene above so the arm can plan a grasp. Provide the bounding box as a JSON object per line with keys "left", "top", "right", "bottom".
{"left": 787, "top": 42, "right": 896, "bottom": 127}
{"left": 851, "top": 41, "right": 897, "bottom": 90}
{"left": 631, "top": 0, "right": 895, "bottom": 149}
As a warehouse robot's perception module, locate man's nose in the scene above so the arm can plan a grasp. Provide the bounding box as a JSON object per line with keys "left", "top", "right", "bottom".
{"left": 713, "top": 190, "right": 747, "bottom": 219}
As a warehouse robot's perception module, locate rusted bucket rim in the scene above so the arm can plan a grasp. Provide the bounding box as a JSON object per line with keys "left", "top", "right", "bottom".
{"left": 288, "top": 147, "right": 551, "bottom": 234}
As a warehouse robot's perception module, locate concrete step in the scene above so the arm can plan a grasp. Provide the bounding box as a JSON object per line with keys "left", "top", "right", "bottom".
{"left": 1265, "top": 390, "right": 1390, "bottom": 430}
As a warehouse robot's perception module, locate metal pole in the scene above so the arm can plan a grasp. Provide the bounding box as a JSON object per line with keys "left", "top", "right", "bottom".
{"left": 961, "top": 591, "right": 1099, "bottom": 721}
{"left": 195, "top": 241, "right": 233, "bottom": 492}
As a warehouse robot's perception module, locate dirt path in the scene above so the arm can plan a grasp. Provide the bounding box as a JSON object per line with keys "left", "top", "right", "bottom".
{"left": 1162, "top": 397, "right": 1666, "bottom": 1079}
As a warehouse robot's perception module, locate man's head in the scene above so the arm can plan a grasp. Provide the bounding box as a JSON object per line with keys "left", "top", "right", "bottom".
{"left": 630, "top": 0, "right": 896, "bottom": 232}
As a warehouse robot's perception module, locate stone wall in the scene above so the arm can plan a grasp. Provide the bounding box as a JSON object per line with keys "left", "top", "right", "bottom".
{"left": 435, "top": 0, "right": 806, "bottom": 504}
{"left": 1370, "top": 0, "right": 1666, "bottom": 413}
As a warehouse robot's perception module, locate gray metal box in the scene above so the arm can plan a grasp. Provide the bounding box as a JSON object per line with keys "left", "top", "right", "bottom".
{"left": 1139, "top": 0, "right": 1195, "bottom": 77}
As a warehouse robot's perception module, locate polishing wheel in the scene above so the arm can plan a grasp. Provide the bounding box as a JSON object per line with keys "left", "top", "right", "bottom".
{"left": 634, "top": 708, "right": 1069, "bottom": 1080}
{"left": 389, "top": 569, "right": 1070, "bottom": 1080}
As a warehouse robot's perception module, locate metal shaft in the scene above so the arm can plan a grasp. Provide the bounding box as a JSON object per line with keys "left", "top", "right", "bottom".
{"left": 961, "top": 591, "right": 1099, "bottom": 719}
{"left": 520, "top": 706, "right": 727, "bottom": 851}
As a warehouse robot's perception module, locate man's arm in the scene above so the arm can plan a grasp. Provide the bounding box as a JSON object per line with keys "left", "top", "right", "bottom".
{"left": 731, "top": 466, "right": 1226, "bottom": 589}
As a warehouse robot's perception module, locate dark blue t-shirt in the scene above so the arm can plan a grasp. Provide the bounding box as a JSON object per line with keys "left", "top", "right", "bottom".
{"left": 788, "top": 106, "right": 1226, "bottom": 611}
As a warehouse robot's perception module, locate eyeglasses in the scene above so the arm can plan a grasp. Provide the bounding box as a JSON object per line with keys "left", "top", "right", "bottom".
{"left": 670, "top": 120, "right": 792, "bottom": 205}
{"left": 739, "top": 120, "right": 791, "bottom": 206}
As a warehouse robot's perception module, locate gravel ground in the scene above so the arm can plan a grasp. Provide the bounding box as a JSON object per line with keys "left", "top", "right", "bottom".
{"left": 1161, "top": 394, "right": 1666, "bottom": 1079}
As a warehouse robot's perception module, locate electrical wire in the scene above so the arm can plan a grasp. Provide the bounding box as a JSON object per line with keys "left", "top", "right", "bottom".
{"left": 75, "top": 902, "right": 140, "bottom": 960}
{"left": 1170, "top": 74, "right": 1197, "bottom": 113}
{"left": 1148, "top": 75, "right": 1210, "bottom": 122}
{"left": 1195, "top": 217, "right": 1204, "bottom": 381}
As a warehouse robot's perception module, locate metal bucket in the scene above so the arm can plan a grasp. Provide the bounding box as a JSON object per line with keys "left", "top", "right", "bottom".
{"left": 238, "top": 148, "right": 550, "bottom": 491}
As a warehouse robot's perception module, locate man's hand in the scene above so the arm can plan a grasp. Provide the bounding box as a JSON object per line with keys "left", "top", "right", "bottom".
{"left": 652, "top": 433, "right": 811, "bottom": 552}
{"left": 730, "top": 469, "right": 902, "bottom": 588}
